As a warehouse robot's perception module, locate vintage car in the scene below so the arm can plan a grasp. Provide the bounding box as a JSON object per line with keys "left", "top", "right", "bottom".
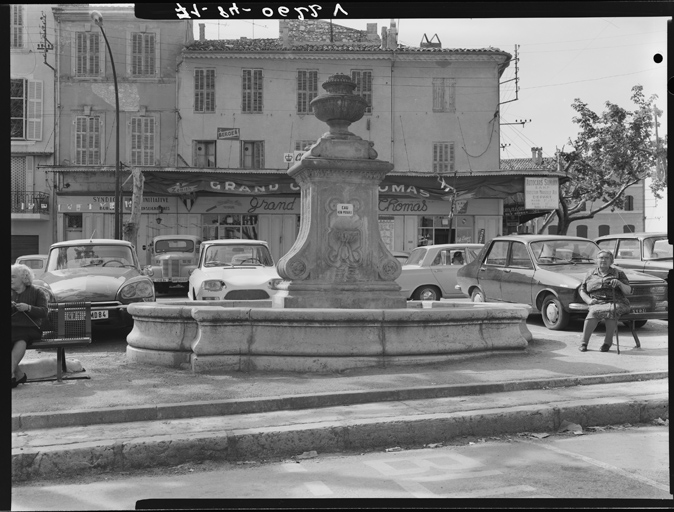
{"left": 15, "top": 254, "right": 48, "bottom": 279}
{"left": 145, "top": 234, "right": 202, "bottom": 293}
{"left": 456, "top": 235, "right": 668, "bottom": 330}
{"left": 595, "top": 232, "right": 671, "bottom": 282}
{"left": 33, "top": 239, "right": 155, "bottom": 328}
{"left": 392, "top": 251, "right": 410, "bottom": 265}
{"left": 396, "top": 243, "right": 484, "bottom": 300}
{"left": 188, "top": 239, "right": 281, "bottom": 300}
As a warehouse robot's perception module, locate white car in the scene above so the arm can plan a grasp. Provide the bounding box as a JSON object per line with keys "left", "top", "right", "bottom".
{"left": 188, "top": 239, "right": 281, "bottom": 300}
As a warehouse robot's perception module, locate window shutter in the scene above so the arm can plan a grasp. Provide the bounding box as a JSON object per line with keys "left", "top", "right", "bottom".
{"left": 449, "top": 143, "right": 455, "bottom": 172}
{"left": 26, "top": 80, "right": 43, "bottom": 140}
{"left": 194, "top": 69, "right": 203, "bottom": 112}
{"left": 432, "top": 78, "right": 444, "bottom": 111}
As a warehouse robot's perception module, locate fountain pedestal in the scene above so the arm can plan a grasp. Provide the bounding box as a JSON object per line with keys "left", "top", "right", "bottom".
{"left": 273, "top": 74, "right": 405, "bottom": 309}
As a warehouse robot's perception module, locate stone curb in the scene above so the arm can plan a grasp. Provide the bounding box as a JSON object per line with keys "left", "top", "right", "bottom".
{"left": 12, "top": 370, "right": 667, "bottom": 431}
{"left": 12, "top": 396, "right": 668, "bottom": 482}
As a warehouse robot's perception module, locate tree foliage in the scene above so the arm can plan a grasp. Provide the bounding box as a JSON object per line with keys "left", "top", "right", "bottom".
{"left": 538, "top": 85, "right": 666, "bottom": 235}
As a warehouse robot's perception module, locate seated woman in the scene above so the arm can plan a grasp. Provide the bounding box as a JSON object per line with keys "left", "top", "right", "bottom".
{"left": 578, "top": 250, "right": 631, "bottom": 352}
{"left": 451, "top": 251, "right": 464, "bottom": 265}
{"left": 11, "top": 263, "right": 49, "bottom": 387}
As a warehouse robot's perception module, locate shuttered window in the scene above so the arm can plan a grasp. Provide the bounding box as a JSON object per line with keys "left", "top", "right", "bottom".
{"left": 351, "top": 70, "right": 373, "bottom": 113}
{"left": 194, "top": 69, "right": 215, "bottom": 112}
{"left": 432, "top": 78, "right": 456, "bottom": 112}
{"left": 10, "top": 5, "right": 24, "bottom": 48}
{"left": 75, "top": 116, "right": 101, "bottom": 165}
{"left": 131, "top": 33, "right": 156, "bottom": 76}
{"left": 130, "top": 117, "right": 156, "bottom": 165}
{"left": 242, "top": 69, "right": 263, "bottom": 113}
{"left": 11, "top": 79, "right": 42, "bottom": 140}
{"left": 297, "top": 70, "right": 318, "bottom": 114}
{"left": 433, "top": 142, "right": 455, "bottom": 173}
{"left": 241, "top": 141, "right": 264, "bottom": 169}
{"left": 76, "top": 32, "right": 101, "bottom": 76}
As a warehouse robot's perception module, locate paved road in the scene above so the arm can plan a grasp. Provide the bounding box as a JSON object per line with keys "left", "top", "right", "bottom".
{"left": 11, "top": 425, "right": 669, "bottom": 508}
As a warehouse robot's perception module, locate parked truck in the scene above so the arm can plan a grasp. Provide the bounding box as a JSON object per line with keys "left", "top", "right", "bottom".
{"left": 146, "top": 235, "right": 202, "bottom": 294}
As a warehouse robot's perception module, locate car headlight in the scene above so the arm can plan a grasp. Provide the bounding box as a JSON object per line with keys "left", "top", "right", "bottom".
{"left": 120, "top": 281, "right": 155, "bottom": 300}
{"left": 268, "top": 278, "right": 282, "bottom": 289}
{"left": 651, "top": 286, "right": 667, "bottom": 294}
{"left": 202, "top": 280, "right": 225, "bottom": 292}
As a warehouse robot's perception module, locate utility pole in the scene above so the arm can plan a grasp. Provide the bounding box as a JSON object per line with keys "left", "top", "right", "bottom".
{"left": 499, "top": 45, "right": 519, "bottom": 106}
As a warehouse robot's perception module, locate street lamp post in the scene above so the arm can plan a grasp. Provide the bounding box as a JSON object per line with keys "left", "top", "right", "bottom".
{"left": 91, "top": 10, "right": 121, "bottom": 240}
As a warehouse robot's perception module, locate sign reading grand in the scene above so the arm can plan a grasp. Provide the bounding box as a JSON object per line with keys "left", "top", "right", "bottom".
{"left": 217, "top": 128, "right": 240, "bottom": 140}
{"left": 525, "top": 177, "right": 559, "bottom": 210}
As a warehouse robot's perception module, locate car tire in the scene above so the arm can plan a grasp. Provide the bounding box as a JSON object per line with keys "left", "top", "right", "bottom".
{"left": 541, "top": 295, "right": 570, "bottom": 330}
{"left": 413, "top": 286, "right": 441, "bottom": 301}
{"left": 470, "top": 288, "right": 486, "bottom": 303}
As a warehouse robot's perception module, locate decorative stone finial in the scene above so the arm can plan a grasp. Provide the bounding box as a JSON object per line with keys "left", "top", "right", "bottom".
{"left": 310, "top": 73, "right": 369, "bottom": 139}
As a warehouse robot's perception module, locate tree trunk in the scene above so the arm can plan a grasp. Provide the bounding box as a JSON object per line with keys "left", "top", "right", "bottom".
{"left": 123, "top": 168, "right": 144, "bottom": 250}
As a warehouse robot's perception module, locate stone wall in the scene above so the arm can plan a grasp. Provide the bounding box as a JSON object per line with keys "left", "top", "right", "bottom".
{"left": 281, "top": 19, "right": 380, "bottom": 45}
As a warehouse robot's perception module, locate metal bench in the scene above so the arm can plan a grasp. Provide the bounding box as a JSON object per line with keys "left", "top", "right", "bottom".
{"left": 618, "top": 311, "right": 668, "bottom": 349}
{"left": 28, "top": 302, "right": 92, "bottom": 383}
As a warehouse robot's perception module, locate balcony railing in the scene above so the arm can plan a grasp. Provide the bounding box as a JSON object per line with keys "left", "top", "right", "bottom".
{"left": 11, "top": 191, "right": 50, "bottom": 214}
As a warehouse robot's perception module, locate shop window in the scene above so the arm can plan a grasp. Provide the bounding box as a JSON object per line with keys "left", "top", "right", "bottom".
{"left": 193, "top": 140, "right": 216, "bottom": 167}
{"left": 297, "top": 70, "right": 318, "bottom": 114}
{"left": 241, "top": 141, "right": 264, "bottom": 169}
{"left": 242, "top": 69, "right": 263, "bottom": 113}
{"left": 418, "top": 216, "right": 451, "bottom": 246}
{"left": 576, "top": 225, "right": 588, "bottom": 239}
{"left": 351, "top": 70, "right": 372, "bottom": 113}
{"left": 598, "top": 225, "right": 610, "bottom": 237}
{"left": 623, "top": 224, "right": 635, "bottom": 233}
{"left": 201, "top": 214, "right": 258, "bottom": 241}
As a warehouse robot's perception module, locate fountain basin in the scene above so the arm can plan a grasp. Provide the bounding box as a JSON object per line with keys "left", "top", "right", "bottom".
{"left": 126, "top": 301, "right": 532, "bottom": 373}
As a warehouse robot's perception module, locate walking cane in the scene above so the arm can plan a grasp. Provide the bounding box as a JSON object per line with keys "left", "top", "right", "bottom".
{"left": 613, "top": 286, "right": 620, "bottom": 355}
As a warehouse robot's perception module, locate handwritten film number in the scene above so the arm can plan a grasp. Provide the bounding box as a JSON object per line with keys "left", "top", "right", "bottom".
{"left": 175, "top": 3, "right": 348, "bottom": 20}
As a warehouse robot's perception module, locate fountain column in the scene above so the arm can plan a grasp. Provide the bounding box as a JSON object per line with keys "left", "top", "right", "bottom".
{"left": 273, "top": 74, "right": 407, "bottom": 309}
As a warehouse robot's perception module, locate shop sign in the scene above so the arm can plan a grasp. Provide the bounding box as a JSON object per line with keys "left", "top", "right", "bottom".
{"left": 525, "top": 178, "right": 559, "bottom": 209}
{"left": 217, "top": 128, "right": 240, "bottom": 140}
{"left": 57, "top": 196, "right": 175, "bottom": 213}
{"left": 337, "top": 204, "right": 354, "bottom": 217}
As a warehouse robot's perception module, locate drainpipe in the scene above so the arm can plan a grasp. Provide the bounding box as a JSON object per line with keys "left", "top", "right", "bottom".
{"left": 52, "top": 10, "right": 61, "bottom": 244}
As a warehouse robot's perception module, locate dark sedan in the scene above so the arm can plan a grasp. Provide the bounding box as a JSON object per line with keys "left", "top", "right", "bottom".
{"left": 595, "top": 232, "right": 671, "bottom": 282}
{"left": 456, "top": 235, "right": 668, "bottom": 330}
{"left": 33, "top": 239, "right": 156, "bottom": 328}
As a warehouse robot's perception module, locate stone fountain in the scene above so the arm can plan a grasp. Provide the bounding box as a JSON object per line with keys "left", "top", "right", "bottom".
{"left": 126, "top": 74, "right": 531, "bottom": 373}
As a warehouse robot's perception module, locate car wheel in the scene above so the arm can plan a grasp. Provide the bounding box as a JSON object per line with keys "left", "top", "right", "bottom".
{"left": 414, "top": 286, "right": 441, "bottom": 301}
{"left": 541, "top": 295, "right": 570, "bottom": 330}
{"left": 470, "top": 288, "right": 486, "bottom": 303}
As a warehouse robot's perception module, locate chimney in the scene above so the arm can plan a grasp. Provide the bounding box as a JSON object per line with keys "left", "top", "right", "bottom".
{"left": 199, "top": 23, "right": 205, "bottom": 41}
{"left": 381, "top": 27, "right": 388, "bottom": 49}
{"left": 280, "top": 20, "right": 290, "bottom": 48}
{"left": 366, "top": 23, "right": 377, "bottom": 41}
{"left": 387, "top": 19, "right": 397, "bottom": 49}
{"left": 531, "top": 147, "right": 537, "bottom": 163}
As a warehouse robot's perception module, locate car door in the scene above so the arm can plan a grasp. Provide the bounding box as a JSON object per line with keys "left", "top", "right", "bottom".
{"left": 477, "top": 240, "right": 509, "bottom": 301}
{"left": 499, "top": 241, "right": 535, "bottom": 305}
{"left": 430, "top": 248, "right": 464, "bottom": 297}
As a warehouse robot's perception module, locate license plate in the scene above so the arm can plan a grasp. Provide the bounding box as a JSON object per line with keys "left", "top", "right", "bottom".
{"left": 91, "top": 310, "right": 109, "bottom": 320}
{"left": 631, "top": 308, "right": 647, "bottom": 314}
{"left": 65, "top": 311, "right": 85, "bottom": 321}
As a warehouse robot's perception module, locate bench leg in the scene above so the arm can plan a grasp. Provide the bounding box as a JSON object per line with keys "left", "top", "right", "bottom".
{"left": 56, "top": 348, "right": 65, "bottom": 382}
{"left": 629, "top": 321, "right": 641, "bottom": 348}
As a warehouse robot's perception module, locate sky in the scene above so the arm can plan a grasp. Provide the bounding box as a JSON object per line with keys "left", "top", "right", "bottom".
{"left": 193, "top": 15, "right": 669, "bottom": 162}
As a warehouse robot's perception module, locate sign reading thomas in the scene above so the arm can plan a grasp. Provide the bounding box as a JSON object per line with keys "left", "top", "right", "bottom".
{"left": 525, "top": 177, "right": 559, "bottom": 210}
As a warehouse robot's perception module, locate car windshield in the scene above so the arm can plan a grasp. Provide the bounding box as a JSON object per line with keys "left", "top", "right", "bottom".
{"left": 203, "top": 245, "right": 274, "bottom": 267}
{"left": 47, "top": 245, "right": 137, "bottom": 270}
{"left": 530, "top": 240, "right": 599, "bottom": 265}
{"left": 405, "top": 248, "right": 427, "bottom": 265}
{"left": 644, "top": 237, "right": 672, "bottom": 260}
{"left": 154, "top": 239, "right": 195, "bottom": 253}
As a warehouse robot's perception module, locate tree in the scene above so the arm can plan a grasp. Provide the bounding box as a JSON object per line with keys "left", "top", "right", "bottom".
{"left": 122, "top": 168, "right": 144, "bottom": 249}
{"left": 537, "top": 85, "right": 667, "bottom": 235}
